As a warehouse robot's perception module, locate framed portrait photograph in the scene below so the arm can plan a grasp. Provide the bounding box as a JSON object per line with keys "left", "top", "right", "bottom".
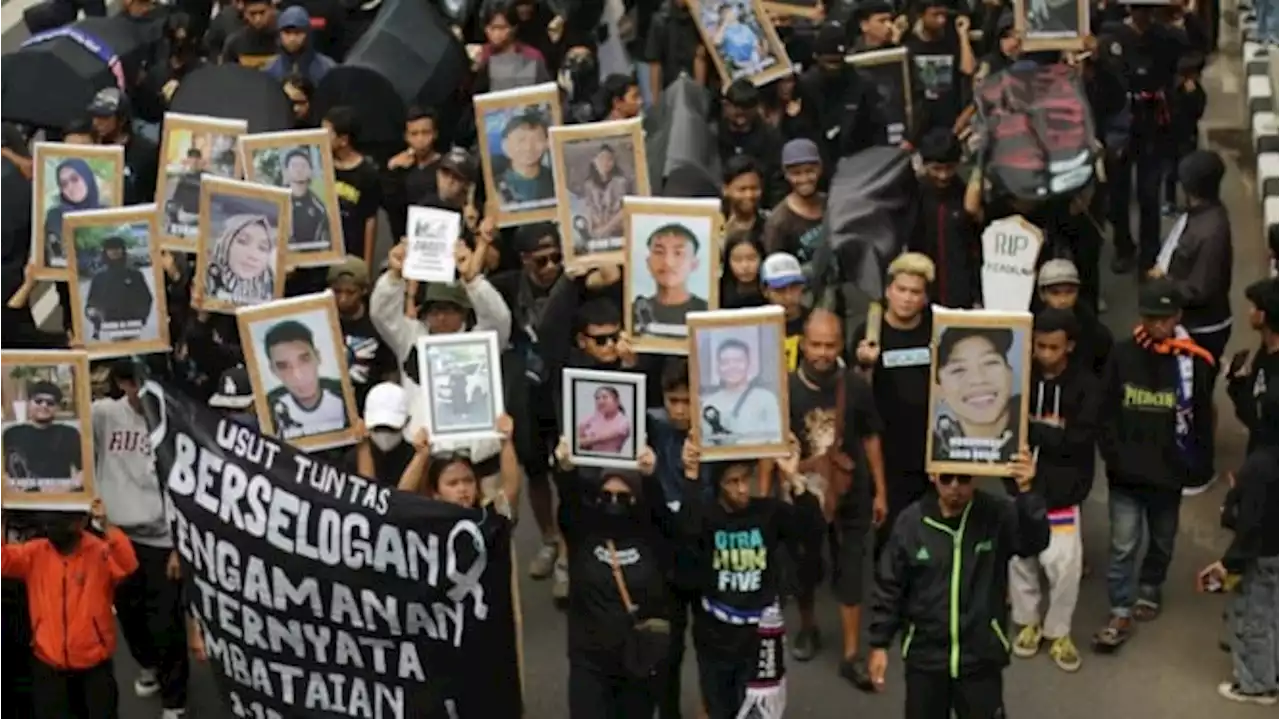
{"left": 237, "top": 293, "right": 360, "bottom": 451}
{"left": 690, "top": 0, "right": 792, "bottom": 88}
{"left": 848, "top": 47, "right": 913, "bottom": 146}
{"left": 623, "top": 197, "right": 722, "bottom": 355}
{"left": 155, "top": 113, "right": 247, "bottom": 250}
{"left": 63, "top": 205, "right": 171, "bottom": 358}
{"left": 475, "top": 83, "right": 564, "bottom": 227}
{"left": 926, "top": 309, "right": 1033, "bottom": 477}
{"left": 688, "top": 306, "right": 790, "bottom": 460}
{"left": 414, "top": 331, "right": 505, "bottom": 443}
{"left": 1015, "top": 0, "right": 1090, "bottom": 51}
{"left": 1, "top": 351, "right": 94, "bottom": 510}
{"left": 238, "top": 129, "right": 345, "bottom": 266}
{"left": 550, "top": 118, "right": 651, "bottom": 269}
{"left": 31, "top": 143, "right": 124, "bottom": 280}
{"left": 562, "top": 368, "right": 647, "bottom": 470}
{"left": 193, "top": 176, "right": 290, "bottom": 314}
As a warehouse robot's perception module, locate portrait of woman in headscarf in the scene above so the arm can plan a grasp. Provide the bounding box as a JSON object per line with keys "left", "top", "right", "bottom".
{"left": 205, "top": 214, "right": 278, "bottom": 306}
{"left": 44, "top": 158, "right": 102, "bottom": 268}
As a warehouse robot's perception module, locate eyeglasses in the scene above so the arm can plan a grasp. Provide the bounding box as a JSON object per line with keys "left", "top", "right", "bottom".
{"left": 29, "top": 396, "right": 58, "bottom": 408}
{"left": 532, "top": 252, "right": 562, "bottom": 268}
{"left": 585, "top": 331, "right": 620, "bottom": 347}
{"left": 936, "top": 475, "right": 973, "bottom": 486}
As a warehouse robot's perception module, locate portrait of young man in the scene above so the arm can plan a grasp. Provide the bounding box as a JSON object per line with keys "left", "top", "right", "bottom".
{"left": 261, "top": 318, "right": 350, "bottom": 438}
{"left": 83, "top": 235, "right": 153, "bottom": 342}
{"left": 495, "top": 107, "right": 556, "bottom": 206}
{"left": 632, "top": 222, "right": 709, "bottom": 338}
{"left": 282, "top": 147, "right": 331, "bottom": 252}
{"left": 2, "top": 379, "right": 84, "bottom": 491}
{"left": 699, "top": 335, "right": 782, "bottom": 445}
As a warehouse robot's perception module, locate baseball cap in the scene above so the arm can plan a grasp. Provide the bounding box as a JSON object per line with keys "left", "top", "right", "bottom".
{"left": 762, "top": 252, "right": 805, "bottom": 289}
{"left": 363, "top": 382, "right": 409, "bottom": 429}
{"left": 781, "top": 138, "right": 822, "bottom": 169}
{"left": 814, "top": 20, "right": 847, "bottom": 56}
{"left": 1037, "top": 259, "right": 1080, "bottom": 289}
{"left": 209, "top": 367, "right": 255, "bottom": 410}
{"left": 87, "top": 88, "right": 126, "bottom": 118}
{"left": 327, "top": 255, "right": 370, "bottom": 286}
{"left": 278, "top": 6, "right": 311, "bottom": 30}
{"left": 439, "top": 147, "right": 476, "bottom": 184}
{"left": 1138, "top": 277, "right": 1183, "bottom": 317}
{"left": 421, "top": 282, "right": 472, "bottom": 311}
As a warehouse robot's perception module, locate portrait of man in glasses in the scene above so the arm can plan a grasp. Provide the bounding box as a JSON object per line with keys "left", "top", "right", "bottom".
{"left": 2, "top": 380, "right": 85, "bottom": 493}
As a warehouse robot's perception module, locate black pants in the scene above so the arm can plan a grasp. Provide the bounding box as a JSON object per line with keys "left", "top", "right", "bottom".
{"left": 1107, "top": 143, "right": 1165, "bottom": 269}
{"left": 904, "top": 668, "right": 1005, "bottom": 719}
{"left": 696, "top": 651, "right": 753, "bottom": 719}
{"left": 114, "top": 542, "right": 189, "bottom": 710}
{"left": 660, "top": 588, "right": 698, "bottom": 719}
{"left": 568, "top": 660, "right": 660, "bottom": 719}
{"left": 31, "top": 659, "right": 119, "bottom": 719}
{"left": 2, "top": 580, "right": 34, "bottom": 719}
{"left": 876, "top": 471, "right": 930, "bottom": 559}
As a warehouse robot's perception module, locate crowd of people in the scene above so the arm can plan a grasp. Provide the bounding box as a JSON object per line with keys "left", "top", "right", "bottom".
{"left": 1, "top": 0, "right": 1278, "bottom": 717}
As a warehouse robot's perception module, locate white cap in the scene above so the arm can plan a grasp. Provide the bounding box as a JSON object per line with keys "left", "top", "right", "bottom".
{"left": 761, "top": 252, "right": 805, "bottom": 289}
{"left": 364, "top": 382, "right": 409, "bottom": 429}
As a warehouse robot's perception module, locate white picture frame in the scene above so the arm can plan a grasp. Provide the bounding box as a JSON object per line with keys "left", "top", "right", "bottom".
{"left": 562, "top": 368, "right": 647, "bottom": 470}
{"left": 415, "top": 331, "right": 505, "bottom": 442}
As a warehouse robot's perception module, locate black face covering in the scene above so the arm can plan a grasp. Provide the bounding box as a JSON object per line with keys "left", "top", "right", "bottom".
{"left": 598, "top": 497, "right": 636, "bottom": 519}
{"left": 45, "top": 522, "right": 82, "bottom": 554}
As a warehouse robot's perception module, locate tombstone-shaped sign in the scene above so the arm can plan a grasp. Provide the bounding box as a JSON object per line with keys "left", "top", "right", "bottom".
{"left": 981, "top": 215, "right": 1044, "bottom": 311}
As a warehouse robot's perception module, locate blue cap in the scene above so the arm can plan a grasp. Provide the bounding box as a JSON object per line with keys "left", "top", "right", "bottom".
{"left": 279, "top": 6, "right": 311, "bottom": 30}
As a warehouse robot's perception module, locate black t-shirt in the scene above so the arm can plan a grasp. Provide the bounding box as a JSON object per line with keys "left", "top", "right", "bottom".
{"left": 905, "top": 29, "right": 964, "bottom": 133}
{"left": 334, "top": 158, "right": 382, "bottom": 259}
{"left": 762, "top": 197, "right": 826, "bottom": 264}
{"left": 789, "top": 369, "right": 882, "bottom": 498}
{"left": 123, "top": 135, "right": 159, "bottom": 206}
{"left": 853, "top": 313, "right": 933, "bottom": 473}
{"left": 644, "top": 0, "right": 702, "bottom": 89}
{"left": 2, "top": 423, "right": 83, "bottom": 483}
{"left": 339, "top": 311, "right": 397, "bottom": 410}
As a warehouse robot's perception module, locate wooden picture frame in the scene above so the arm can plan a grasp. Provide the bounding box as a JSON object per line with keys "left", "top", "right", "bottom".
{"left": 689, "top": 0, "right": 793, "bottom": 88}
{"left": 623, "top": 197, "right": 723, "bottom": 355}
{"left": 238, "top": 129, "right": 346, "bottom": 267}
{"left": 31, "top": 143, "right": 125, "bottom": 281}
{"left": 155, "top": 113, "right": 248, "bottom": 250}
{"left": 474, "top": 83, "right": 564, "bottom": 228}
{"left": 562, "top": 368, "right": 647, "bottom": 470}
{"left": 1, "top": 350, "right": 95, "bottom": 511}
{"left": 847, "top": 46, "right": 914, "bottom": 146}
{"left": 688, "top": 306, "right": 790, "bottom": 460}
{"left": 236, "top": 292, "right": 361, "bottom": 452}
{"left": 925, "top": 309, "right": 1033, "bottom": 478}
{"left": 1014, "top": 0, "right": 1091, "bottom": 52}
{"left": 414, "top": 330, "right": 506, "bottom": 443}
{"left": 762, "top": 0, "right": 822, "bottom": 20}
{"left": 550, "top": 118, "right": 651, "bottom": 269}
{"left": 63, "top": 205, "right": 171, "bottom": 358}
{"left": 193, "top": 176, "right": 290, "bottom": 314}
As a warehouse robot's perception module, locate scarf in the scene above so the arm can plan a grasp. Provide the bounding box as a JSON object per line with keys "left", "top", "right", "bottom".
{"left": 736, "top": 603, "right": 786, "bottom": 719}
{"left": 1133, "top": 324, "right": 1213, "bottom": 463}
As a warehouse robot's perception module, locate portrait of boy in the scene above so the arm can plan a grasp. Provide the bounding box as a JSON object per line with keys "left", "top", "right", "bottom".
{"left": 495, "top": 107, "right": 556, "bottom": 206}
{"left": 632, "top": 222, "right": 709, "bottom": 338}
{"left": 261, "top": 319, "right": 350, "bottom": 439}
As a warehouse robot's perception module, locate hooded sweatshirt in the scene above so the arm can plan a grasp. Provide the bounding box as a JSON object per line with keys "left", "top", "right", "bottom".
{"left": 909, "top": 178, "right": 980, "bottom": 309}
{"left": 92, "top": 398, "right": 170, "bottom": 548}
{"left": 1163, "top": 201, "right": 1232, "bottom": 334}
{"left": 264, "top": 7, "right": 338, "bottom": 86}
{"left": 1025, "top": 360, "right": 1101, "bottom": 509}
{"left": 1099, "top": 328, "right": 1215, "bottom": 492}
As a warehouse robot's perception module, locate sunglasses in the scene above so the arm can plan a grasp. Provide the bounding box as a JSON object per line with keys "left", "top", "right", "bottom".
{"left": 29, "top": 396, "right": 58, "bottom": 408}
{"left": 430, "top": 448, "right": 473, "bottom": 463}
{"left": 585, "top": 331, "right": 620, "bottom": 347}
{"left": 937, "top": 475, "right": 973, "bottom": 486}
{"left": 532, "top": 252, "right": 562, "bottom": 268}
{"left": 600, "top": 490, "right": 633, "bottom": 503}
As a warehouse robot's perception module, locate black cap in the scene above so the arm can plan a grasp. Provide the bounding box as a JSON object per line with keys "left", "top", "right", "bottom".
{"left": 815, "top": 21, "right": 847, "bottom": 56}
{"left": 208, "top": 367, "right": 255, "bottom": 410}
{"left": 439, "top": 147, "right": 477, "bottom": 184}
{"left": 87, "top": 88, "right": 127, "bottom": 118}
{"left": 1138, "top": 278, "right": 1183, "bottom": 317}
{"left": 101, "top": 235, "right": 127, "bottom": 250}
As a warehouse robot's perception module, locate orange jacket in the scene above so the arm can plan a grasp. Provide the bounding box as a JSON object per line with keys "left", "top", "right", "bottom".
{"left": 1, "top": 527, "right": 138, "bottom": 670}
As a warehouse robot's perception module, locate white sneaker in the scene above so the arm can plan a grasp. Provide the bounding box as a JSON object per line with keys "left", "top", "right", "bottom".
{"left": 1218, "top": 682, "right": 1279, "bottom": 705}
{"left": 134, "top": 668, "right": 160, "bottom": 698}
{"left": 1183, "top": 474, "right": 1217, "bottom": 497}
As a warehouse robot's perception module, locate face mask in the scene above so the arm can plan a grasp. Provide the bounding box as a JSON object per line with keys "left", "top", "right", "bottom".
{"left": 599, "top": 500, "right": 634, "bottom": 519}
{"left": 45, "top": 524, "right": 81, "bottom": 554}
{"left": 370, "top": 429, "right": 404, "bottom": 453}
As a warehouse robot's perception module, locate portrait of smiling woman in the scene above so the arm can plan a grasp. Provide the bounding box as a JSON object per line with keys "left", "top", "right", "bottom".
{"left": 927, "top": 311, "right": 1033, "bottom": 473}
{"left": 195, "top": 177, "right": 290, "bottom": 312}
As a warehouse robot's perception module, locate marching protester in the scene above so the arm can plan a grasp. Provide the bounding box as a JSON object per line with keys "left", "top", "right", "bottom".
{"left": 263, "top": 6, "right": 338, "bottom": 85}
{"left": 909, "top": 129, "right": 980, "bottom": 310}
{"left": 720, "top": 156, "right": 768, "bottom": 249}
{"left": 1036, "top": 259, "right": 1113, "bottom": 376}
{"left": 1227, "top": 280, "right": 1279, "bottom": 453}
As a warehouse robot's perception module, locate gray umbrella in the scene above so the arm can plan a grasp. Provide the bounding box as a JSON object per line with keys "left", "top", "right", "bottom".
{"left": 643, "top": 75, "right": 720, "bottom": 194}
{"left": 820, "top": 146, "right": 917, "bottom": 300}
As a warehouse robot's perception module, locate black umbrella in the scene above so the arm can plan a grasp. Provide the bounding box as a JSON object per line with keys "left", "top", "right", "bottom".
{"left": 644, "top": 75, "right": 720, "bottom": 195}
{"left": 314, "top": 0, "right": 467, "bottom": 160}
{"left": 169, "top": 65, "right": 295, "bottom": 133}
{"left": 822, "top": 147, "right": 916, "bottom": 300}
{"left": 2, "top": 17, "right": 159, "bottom": 130}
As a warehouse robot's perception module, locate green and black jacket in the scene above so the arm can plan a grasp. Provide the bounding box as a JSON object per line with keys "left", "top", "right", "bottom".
{"left": 868, "top": 489, "right": 1049, "bottom": 678}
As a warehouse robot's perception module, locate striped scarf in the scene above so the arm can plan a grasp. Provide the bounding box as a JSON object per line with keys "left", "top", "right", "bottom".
{"left": 1133, "top": 324, "right": 1214, "bottom": 462}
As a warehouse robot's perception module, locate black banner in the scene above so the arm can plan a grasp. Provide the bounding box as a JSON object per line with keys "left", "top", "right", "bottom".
{"left": 142, "top": 382, "right": 522, "bottom": 719}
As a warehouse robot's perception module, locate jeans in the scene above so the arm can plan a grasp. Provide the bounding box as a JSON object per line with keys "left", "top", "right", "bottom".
{"left": 696, "top": 651, "right": 753, "bottom": 719}
{"left": 114, "top": 542, "right": 189, "bottom": 710}
{"left": 1257, "top": 0, "right": 1279, "bottom": 44}
{"left": 1230, "top": 557, "right": 1279, "bottom": 694}
{"left": 1107, "top": 145, "right": 1165, "bottom": 268}
{"left": 1107, "top": 487, "right": 1182, "bottom": 616}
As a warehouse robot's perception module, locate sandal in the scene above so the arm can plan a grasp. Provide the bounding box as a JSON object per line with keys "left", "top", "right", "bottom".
{"left": 1092, "top": 618, "right": 1132, "bottom": 653}
{"left": 1133, "top": 599, "right": 1160, "bottom": 622}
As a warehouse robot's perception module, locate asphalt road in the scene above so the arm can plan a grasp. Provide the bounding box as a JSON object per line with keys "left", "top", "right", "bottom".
{"left": 4, "top": 6, "right": 1273, "bottom": 719}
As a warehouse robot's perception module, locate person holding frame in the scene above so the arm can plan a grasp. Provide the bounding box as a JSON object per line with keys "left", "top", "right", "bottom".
{"left": 62, "top": 206, "right": 171, "bottom": 358}
{"left": 688, "top": 306, "right": 791, "bottom": 460}
{"left": 474, "top": 83, "right": 564, "bottom": 227}
{"left": 690, "top": 0, "right": 793, "bottom": 88}
{"left": 1014, "top": 0, "right": 1091, "bottom": 51}
{"left": 192, "top": 176, "right": 290, "bottom": 313}
{"left": 31, "top": 143, "right": 125, "bottom": 279}
{"left": 561, "top": 368, "right": 647, "bottom": 469}
{"left": 550, "top": 118, "right": 651, "bottom": 269}
{"left": 414, "top": 330, "right": 507, "bottom": 443}
{"left": 153, "top": 113, "right": 248, "bottom": 250}
{"left": 0, "top": 350, "right": 95, "bottom": 511}
{"left": 926, "top": 309, "right": 1033, "bottom": 476}
{"left": 847, "top": 46, "right": 914, "bottom": 147}
{"left": 238, "top": 129, "right": 346, "bottom": 266}
{"left": 623, "top": 197, "right": 723, "bottom": 354}
{"left": 236, "top": 293, "right": 361, "bottom": 451}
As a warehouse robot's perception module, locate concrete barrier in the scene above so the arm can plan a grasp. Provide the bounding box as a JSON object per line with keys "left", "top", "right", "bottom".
{"left": 1241, "top": 5, "right": 1279, "bottom": 252}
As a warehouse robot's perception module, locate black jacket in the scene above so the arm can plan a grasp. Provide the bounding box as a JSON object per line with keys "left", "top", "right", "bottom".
{"left": 796, "top": 65, "right": 887, "bottom": 166}
{"left": 716, "top": 118, "right": 788, "bottom": 207}
{"left": 1221, "top": 445, "right": 1279, "bottom": 573}
{"left": 908, "top": 180, "right": 979, "bottom": 309}
{"left": 868, "top": 489, "right": 1050, "bottom": 677}
{"left": 1166, "top": 203, "right": 1233, "bottom": 333}
{"left": 1099, "top": 336, "right": 1215, "bottom": 491}
{"left": 1227, "top": 346, "right": 1278, "bottom": 453}
{"left": 1073, "top": 305, "right": 1113, "bottom": 377}
{"left": 1026, "top": 361, "right": 1101, "bottom": 510}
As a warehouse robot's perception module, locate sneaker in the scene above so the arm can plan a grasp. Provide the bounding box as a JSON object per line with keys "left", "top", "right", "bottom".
{"left": 1217, "top": 682, "right": 1279, "bottom": 705}
{"left": 1183, "top": 474, "right": 1217, "bottom": 497}
{"left": 791, "top": 627, "right": 820, "bottom": 662}
{"left": 839, "top": 655, "right": 875, "bottom": 692}
{"left": 134, "top": 668, "right": 160, "bottom": 698}
{"left": 1013, "top": 624, "right": 1042, "bottom": 658}
{"left": 1049, "top": 636, "right": 1082, "bottom": 672}
{"left": 528, "top": 541, "right": 558, "bottom": 580}
{"left": 551, "top": 557, "right": 570, "bottom": 603}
